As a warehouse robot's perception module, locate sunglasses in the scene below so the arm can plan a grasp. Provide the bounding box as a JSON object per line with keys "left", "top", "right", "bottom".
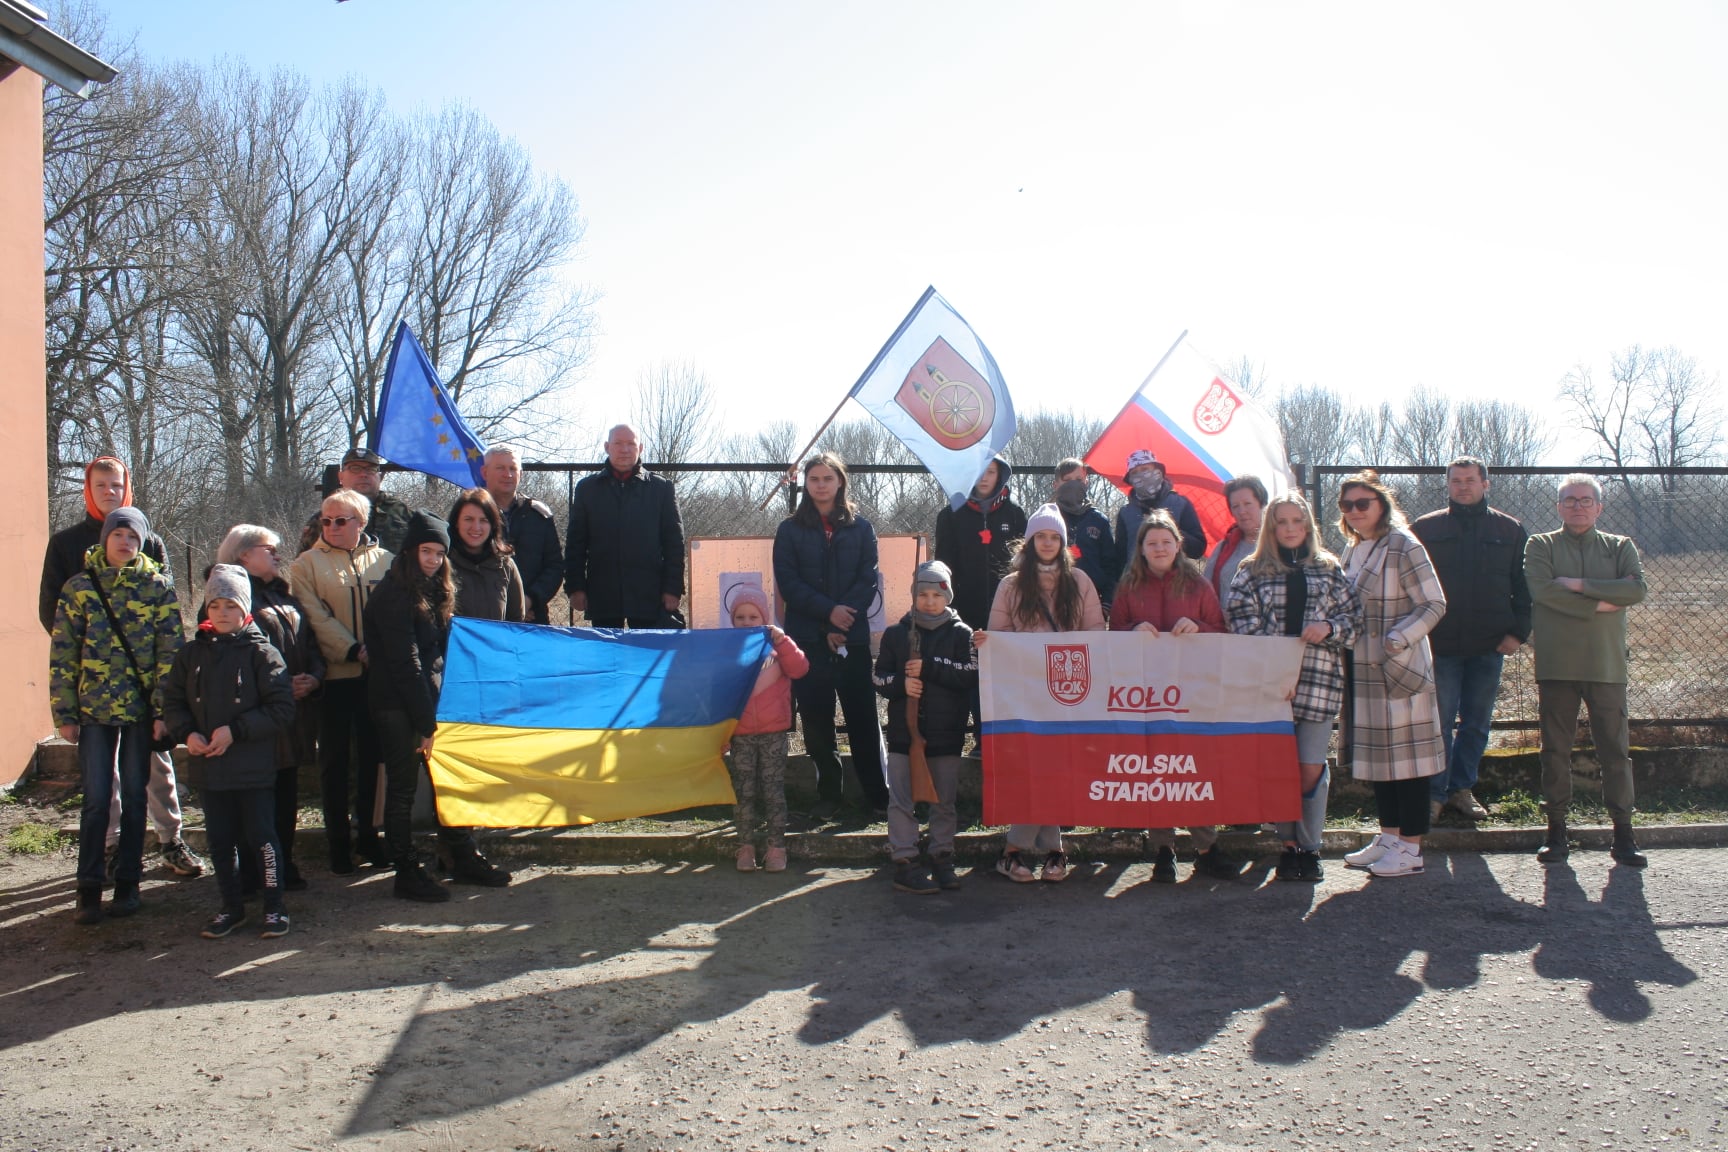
{"left": 1338, "top": 497, "right": 1379, "bottom": 514}
{"left": 320, "top": 515, "right": 359, "bottom": 528}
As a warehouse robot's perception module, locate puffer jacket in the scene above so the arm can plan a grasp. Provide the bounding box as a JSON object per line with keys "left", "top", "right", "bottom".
{"left": 450, "top": 545, "right": 527, "bottom": 623}
{"left": 934, "top": 459, "right": 1027, "bottom": 630}
{"left": 1410, "top": 501, "right": 1532, "bottom": 657}
{"left": 289, "top": 536, "right": 391, "bottom": 680}
{"left": 249, "top": 573, "right": 326, "bottom": 765}
{"left": 1226, "top": 558, "right": 1363, "bottom": 724}
{"left": 735, "top": 629, "right": 812, "bottom": 736}
{"left": 1115, "top": 487, "right": 1208, "bottom": 563}
{"left": 363, "top": 575, "right": 449, "bottom": 739}
{"left": 772, "top": 512, "right": 880, "bottom": 652}
{"left": 159, "top": 623, "right": 295, "bottom": 789}
{"left": 1109, "top": 570, "right": 1226, "bottom": 634}
{"left": 50, "top": 546, "right": 183, "bottom": 727}
{"left": 874, "top": 613, "right": 977, "bottom": 756}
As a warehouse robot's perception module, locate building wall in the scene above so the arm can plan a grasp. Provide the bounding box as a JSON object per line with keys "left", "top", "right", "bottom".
{"left": 0, "top": 66, "right": 49, "bottom": 786}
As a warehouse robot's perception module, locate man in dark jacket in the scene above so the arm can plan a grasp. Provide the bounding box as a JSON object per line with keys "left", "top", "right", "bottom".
{"left": 1410, "top": 456, "right": 1532, "bottom": 823}
{"left": 318, "top": 447, "right": 416, "bottom": 555}
{"left": 483, "top": 446, "right": 561, "bottom": 624}
{"left": 1053, "top": 458, "right": 1119, "bottom": 607}
{"left": 563, "top": 424, "right": 685, "bottom": 628}
{"left": 934, "top": 455, "right": 1026, "bottom": 631}
{"left": 1114, "top": 449, "right": 1207, "bottom": 564}
{"left": 40, "top": 456, "right": 204, "bottom": 880}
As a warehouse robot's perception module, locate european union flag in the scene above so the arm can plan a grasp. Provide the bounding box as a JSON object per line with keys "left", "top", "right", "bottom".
{"left": 372, "top": 320, "right": 487, "bottom": 488}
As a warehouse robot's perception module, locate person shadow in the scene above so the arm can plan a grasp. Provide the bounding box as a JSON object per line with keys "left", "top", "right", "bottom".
{"left": 1532, "top": 863, "right": 1698, "bottom": 1022}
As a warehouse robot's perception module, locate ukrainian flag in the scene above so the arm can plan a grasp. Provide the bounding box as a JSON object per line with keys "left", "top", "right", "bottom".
{"left": 429, "top": 619, "right": 771, "bottom": 827}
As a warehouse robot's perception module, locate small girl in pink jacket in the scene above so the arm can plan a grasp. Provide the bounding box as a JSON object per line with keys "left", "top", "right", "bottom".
{"left": 727, "top": 587, "right": 810, "bottom": 873}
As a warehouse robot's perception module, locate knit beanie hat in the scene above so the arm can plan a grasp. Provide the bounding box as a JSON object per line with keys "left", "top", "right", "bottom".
{"left": 727, "top": 584, "right": 773, "bottom": 623}
{"left": 99, "top": 506, "right": 150, "bottom": 548}
{"left": 912, "top": 560, "right": 954, "bottom": 605}
{"left": 204, "top": 563, "right": 253, "bottom": 614}
{"left": 401, "top": 511, "right": 451, "bottom": 553}
{"left": 1025, "top": 503, "right": 1067, "bottom": 547}
{"left": 84, "top": 457, "right": 133, "bottom": 521}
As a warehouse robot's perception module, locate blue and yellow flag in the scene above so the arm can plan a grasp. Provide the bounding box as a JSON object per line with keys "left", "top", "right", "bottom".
{"left": 428, "top": 619, "right": 771, "bottom": 827}
{"left": 372, "top": 320, "right": 487, "bottom": 488}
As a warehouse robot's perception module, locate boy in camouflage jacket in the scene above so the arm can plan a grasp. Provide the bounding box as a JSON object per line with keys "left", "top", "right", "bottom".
{"left": 50, "top": 507, "right": 185, "bottom": 925}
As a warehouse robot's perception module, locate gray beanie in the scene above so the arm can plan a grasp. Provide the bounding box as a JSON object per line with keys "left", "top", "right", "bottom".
{"left": 912, "top": 560, "right": 954, "bottom": 605}
{"left": 1025, "top": 503, "right": 1068, "bottom": 547}
{"left": 204, "top": 563, "right": 253, "bottom": 615}
{"left": 99, "top": 506, "right": 150, "bottom": 548}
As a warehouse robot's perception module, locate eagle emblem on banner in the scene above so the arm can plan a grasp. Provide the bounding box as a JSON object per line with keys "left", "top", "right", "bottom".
{"left": 1045, "top": 643, "right": 1091, "bottom": 706}
{"left": 1193, "top": 377, "right": 1241, "bottom": 435}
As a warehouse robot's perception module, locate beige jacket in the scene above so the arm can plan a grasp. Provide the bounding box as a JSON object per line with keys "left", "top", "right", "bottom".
{"left": 986, "top": 567, "right": 1107, "bottom": 634}
{"left": 289, "top": 537, "right": 392, "bottom": 681}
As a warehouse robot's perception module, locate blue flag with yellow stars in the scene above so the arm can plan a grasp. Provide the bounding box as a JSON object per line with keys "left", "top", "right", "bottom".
{"left": 372, "top": 320, "right": 487, "bottom": 488}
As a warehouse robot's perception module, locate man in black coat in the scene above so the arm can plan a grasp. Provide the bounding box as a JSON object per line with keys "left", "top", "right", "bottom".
{"left": 933, "top": 455, "right": 1026, "bottom": 631}
{"left": 482, "top": 446, "right": 562, "bottom": 624}
{"left": 563, "top": 424, "right": 686, "bottom": 628}
{"left": 1410, "top": 456, "right": 1532, "bottom": 824}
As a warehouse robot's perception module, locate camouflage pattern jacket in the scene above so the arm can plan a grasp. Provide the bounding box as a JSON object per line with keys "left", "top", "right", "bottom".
{"left": 51, "top": 545, "right": 184, "bottom": 727}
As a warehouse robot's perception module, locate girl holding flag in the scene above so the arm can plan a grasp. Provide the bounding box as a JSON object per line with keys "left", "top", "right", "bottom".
{"left": 974, "top": 504, "right": 1106, "bottom": 883}
{"left": 1225, "top": 494, "right": 1362, "bottom": 882}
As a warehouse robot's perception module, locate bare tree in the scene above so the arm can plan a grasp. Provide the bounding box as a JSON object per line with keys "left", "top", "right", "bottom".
{"left": 1388, "top": 385, "right": 1455, "bottom": 466}
{"left": 1635, "top": 347, "right": 1721, "bottom": 472}
{"left": 1223, "top": 355, "right": 1272, "bottom": 401}
{"left": 631, "top": 361, "right": 718, "bottom": 466}
{"left": 1273, "top": 384, "right": 1351, "bottom": 468}
{"left": 1454, "top": 399, "right": 1552, "bottom": 466}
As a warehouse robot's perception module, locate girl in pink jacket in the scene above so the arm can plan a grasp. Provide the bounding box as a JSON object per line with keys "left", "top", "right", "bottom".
{"left": 727, "top": 587, "right": 810, "bottom": 873}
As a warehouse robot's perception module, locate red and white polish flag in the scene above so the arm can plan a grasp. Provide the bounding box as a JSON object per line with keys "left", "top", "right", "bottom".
{"left": 1085, "top": 333, "right": 1295, "bottom": 542}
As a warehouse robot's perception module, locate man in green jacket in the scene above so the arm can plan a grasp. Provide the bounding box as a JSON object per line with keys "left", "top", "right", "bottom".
{"left": 1525, "top": 474, "right": 1647, "bottom": 867}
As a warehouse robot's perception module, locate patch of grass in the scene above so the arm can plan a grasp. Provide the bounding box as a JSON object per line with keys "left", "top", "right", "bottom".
{"left": 5, "top": 822, "right": 69, "bottom": 855}
{"left": 1484, "top": 788, "right": 1544, "bottom": 825}
{"left": 57, "top": 793, "right": 84, "bottom": 811}
{"left": 0, "top": 791, "right": 16, "bottom": 805}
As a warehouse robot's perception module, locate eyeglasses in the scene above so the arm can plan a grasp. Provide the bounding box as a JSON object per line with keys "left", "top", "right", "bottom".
{"left": 1559, "top": 496, "right": 1599, "bottom": 509}
{"left": 249, "top": 544, "right": 280, "bottom": 556}
{"left": 320, "top": 515, "right": 358, "bottom": 528}
{"left": 1338, "top": 497, "right": 1378, "bottom": 513}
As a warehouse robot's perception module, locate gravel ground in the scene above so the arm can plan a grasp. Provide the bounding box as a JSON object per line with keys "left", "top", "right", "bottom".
{"left": 1, "top": 846, "right": 1724, "bottom": 1152}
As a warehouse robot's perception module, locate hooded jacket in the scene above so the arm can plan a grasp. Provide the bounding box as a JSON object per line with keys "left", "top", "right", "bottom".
{"left": 40, "top": 516, "right": 168, "bottom": 633}
{"left": 160, "top": 622, "right": 295, "bottom": 789}
{"left": 934, "top": 457, "right": 1027, "bottom": 629}
{"left": 50, "top": 545, "right": 183, "bottom": 727}
{"left": 450, "top": 544, "right": 527, "bottom": 623}
{"left": 873, "top": 612, "right": 977, "bottom": 756}
{"left": 289, "top": 535, "right": 391, "bottom": 680}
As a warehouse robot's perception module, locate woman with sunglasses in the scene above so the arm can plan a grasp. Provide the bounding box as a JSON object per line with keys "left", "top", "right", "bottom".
{"left": 1333, "top": 471, "right": 1447, "bottom": 879}
{"left": 217, "top": 525, "right": 326, "bottom": 892}
{"left": 290, "top": 489, "right": 393, "bottom": 876}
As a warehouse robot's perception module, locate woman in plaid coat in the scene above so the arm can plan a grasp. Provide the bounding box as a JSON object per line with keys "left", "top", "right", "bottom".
{"left": 1333, "top": 471, "right": 1447, "bottom": 878}
{"left": 1226, "top": 494, "right": 1362, "bottom": 882}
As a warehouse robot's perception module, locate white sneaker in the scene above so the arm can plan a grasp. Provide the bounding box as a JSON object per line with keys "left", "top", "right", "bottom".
{"left": 1368, "top": 839, "right": 1425, "bottom": 877}
{"left": 1344, "top": 833, "right": 1395, "bottom": 870}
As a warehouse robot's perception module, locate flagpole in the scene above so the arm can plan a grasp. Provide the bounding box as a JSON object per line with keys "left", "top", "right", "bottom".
{"left": 753, "top": 391, "right": 854, "bottom": 512}
{"left": 1083, "top": 329, "right": 1188, "bottom": 476}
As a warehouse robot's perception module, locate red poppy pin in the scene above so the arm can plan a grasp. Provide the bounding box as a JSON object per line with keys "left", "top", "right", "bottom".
{"left": 979, "top": 528, "right": 992, "bottom": 545}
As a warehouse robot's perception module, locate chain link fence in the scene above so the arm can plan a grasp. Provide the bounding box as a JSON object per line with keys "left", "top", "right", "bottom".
{"left": 1305, "top": 465, "right": 1728, "bottom": 742}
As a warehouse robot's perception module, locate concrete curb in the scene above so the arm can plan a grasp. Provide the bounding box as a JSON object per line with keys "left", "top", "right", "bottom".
{"left": 77, "top": 820, "right": 1728, "bottom": 868}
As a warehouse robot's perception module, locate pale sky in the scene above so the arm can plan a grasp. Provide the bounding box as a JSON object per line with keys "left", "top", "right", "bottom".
{"left": 109, "top": 0, "right": 1727, "bottom": 460}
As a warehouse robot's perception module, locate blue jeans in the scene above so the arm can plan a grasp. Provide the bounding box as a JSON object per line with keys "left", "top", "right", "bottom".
{"left": 77, "top": 723, "right": 151, "bottom": 888}
{"left": 1430, "top": 652, "right": 1504, "bottom": 804}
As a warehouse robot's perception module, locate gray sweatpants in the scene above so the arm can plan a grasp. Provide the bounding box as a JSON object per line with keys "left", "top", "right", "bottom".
{"left": 106, "top": 748, "right": 182, "bottom": 847}
{"left": 1006, "top": 824, "right": 1063, "bottom": 855}
{"left": 885, "top": 751, "right": 960, "bottom": 862}
{"left": 1277, "top": 764, "right": 1331, "bottom": 853}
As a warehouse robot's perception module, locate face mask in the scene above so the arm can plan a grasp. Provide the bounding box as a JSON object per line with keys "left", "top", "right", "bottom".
{"left": 1133, "top": 475, "right": 1164, "bottom": 500}
{"left": 1055, "top": 479, "right": 1089, "bottom": 513}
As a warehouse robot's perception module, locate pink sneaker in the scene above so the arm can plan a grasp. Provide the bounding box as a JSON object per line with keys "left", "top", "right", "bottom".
{"left": 735, "top": 845, "right": 757, "bottom": 872}
{"left": 763, "top": 847, "right": 787, "bottom": 873}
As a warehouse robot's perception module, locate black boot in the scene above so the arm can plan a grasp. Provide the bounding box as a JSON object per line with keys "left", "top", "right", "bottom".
{"left": 447, "top": 843, "right": 511, "bottom": 887}
{"left": 393, "top": 862, "right": 451, "bottom": 902}
{"left": 1536, "top": 816, "right": 1569, "bottom": 865}
{"left": 107, "top": 879, "right": 142, "bottom": 917}
{"left": 892, "top": 860, "right": 939, "bottom": 894}
{"left": 1610, "top": 823, "right": 1647, "bottom": 868}
{"left": 73, "top": 886, "right": 103, "bottom": 926}
{"left": 929, "top": 853, "right": 961, "bottom": 891}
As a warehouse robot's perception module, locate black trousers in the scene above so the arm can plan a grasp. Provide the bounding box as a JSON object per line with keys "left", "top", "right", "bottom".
{"left": 374, "top": 708, "right": 474, "bottom": 867}
{"left": 793, "top": 644, "right": 889, "bottom": 808}
{"left": 319, "top": 676, "right": 381, "bottom": 857}
{"left": 1373, "top": 776, "right": 1433, "bottom": 838}
{"left": 206, "top": 786, "right": 282, "bottom": 913}
{"left": 240, "top": 762, "right": 299, "bottom": 890}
